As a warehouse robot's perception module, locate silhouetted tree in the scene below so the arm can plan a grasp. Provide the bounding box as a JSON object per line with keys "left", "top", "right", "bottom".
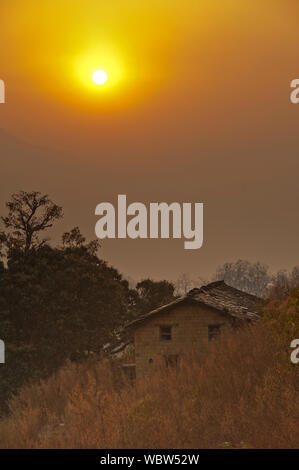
{"left": 0, "top": 191, "right": 63, "bottom": 256}
{"left": 62, "top": 226, "right": 100, "bottom": 255}
{"left": 0, "top": 193, "right": 137, "bottom": 414}
{"left": 136, "top": 279, "right": 175, "bottom": 314}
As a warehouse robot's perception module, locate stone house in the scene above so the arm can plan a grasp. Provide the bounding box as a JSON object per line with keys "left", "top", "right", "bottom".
{"left": 125, "top": 280, "right": 263, "bottom": 380}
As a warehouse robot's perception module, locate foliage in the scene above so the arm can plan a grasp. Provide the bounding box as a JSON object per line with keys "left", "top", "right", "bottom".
{"left": 0, "top": 292, "right": 298, "bottom": 448}
{"left": 0, "top": 191, "right": 179, "bottom": 414}
{"left": 135, "top": 279, "right": 175, "bottom": 315}
{"left": 263, "top": 287, "right": 299, "bottom": 351}
{"left": 0, "top": 192, "right": 133, "bottom": 413}
{"left": 0, "top": 241, "right": 137, "bottom": 413}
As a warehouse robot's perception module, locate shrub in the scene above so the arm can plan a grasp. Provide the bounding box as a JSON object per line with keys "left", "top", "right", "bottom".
{"left": 0, "top": 292, "right": 298, "bottom": 449}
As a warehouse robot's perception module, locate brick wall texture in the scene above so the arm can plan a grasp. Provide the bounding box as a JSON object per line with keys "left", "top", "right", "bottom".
{"left": 133, "top": 302, "right": 232, "bottom": 379}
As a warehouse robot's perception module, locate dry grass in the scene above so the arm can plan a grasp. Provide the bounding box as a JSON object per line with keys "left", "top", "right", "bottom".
{"left": 0, "top": 295, "right": 298, "bottom": 449}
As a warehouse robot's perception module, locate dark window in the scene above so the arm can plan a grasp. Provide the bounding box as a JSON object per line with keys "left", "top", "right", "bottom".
{"left": 208, "top": 324, "right": 221, "bottom": 341}
{"left": 160, "top": 326, "right": 172, "bottom": 341}
{"left": 164, "top": 354, "right": 179, "bottom": 368}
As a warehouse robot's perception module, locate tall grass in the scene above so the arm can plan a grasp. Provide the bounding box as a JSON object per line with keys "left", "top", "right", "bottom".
{"left": 0, "top": 292, "right": 298, "bottom": 449}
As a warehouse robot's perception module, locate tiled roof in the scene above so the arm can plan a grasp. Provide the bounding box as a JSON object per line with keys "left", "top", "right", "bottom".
{"left": 126, "top": 280, "right": 263, "bottom": 328}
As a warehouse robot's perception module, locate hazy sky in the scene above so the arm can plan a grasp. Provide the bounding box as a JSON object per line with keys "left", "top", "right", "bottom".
{"left": 1, "top": 1, "right": 299, "bottom": 282}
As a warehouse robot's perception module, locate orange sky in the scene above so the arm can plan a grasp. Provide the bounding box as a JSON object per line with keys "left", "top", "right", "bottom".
{"left": 1, "top": 0, "right": 299, "bottom": 282}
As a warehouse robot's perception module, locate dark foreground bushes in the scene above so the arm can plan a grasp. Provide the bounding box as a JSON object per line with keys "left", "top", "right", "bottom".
{"left": 0, "top": 290, "right": 298, "bottom": 449}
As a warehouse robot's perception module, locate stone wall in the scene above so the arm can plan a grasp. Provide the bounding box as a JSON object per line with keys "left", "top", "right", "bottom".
{"left": 133, "top": 302, "right": 232, "bottom": 379}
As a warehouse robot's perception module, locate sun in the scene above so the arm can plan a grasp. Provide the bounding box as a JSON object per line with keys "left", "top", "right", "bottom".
{"left": 92, "top": 70, "right": 108, "bottom": 85}
{"left": 74, "top": 49, "right": 125, "bottom": 94}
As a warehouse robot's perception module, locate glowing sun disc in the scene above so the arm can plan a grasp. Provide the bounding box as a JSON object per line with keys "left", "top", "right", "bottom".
{"left": 92, "top": 70, "right": 108, "bottom": 85}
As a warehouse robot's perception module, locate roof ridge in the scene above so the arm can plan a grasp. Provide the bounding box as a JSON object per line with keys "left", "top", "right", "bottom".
{"left": 187, "top": 280, "right": 225, "bottom": 296}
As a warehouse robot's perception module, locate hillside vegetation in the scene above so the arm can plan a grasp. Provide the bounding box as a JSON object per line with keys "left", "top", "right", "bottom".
{"left": 0, "top": 289, "right": 298, "bottom": 449}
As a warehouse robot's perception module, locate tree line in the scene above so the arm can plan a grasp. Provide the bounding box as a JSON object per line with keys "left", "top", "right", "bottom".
{"left": 0, "top": 190, "right": 298, "bottom": 414}
{"left": 0, "top": 191, "right": 174, "bottom": 414}
{"left": 175, "top": 261, "right": 299, "bottom": 298}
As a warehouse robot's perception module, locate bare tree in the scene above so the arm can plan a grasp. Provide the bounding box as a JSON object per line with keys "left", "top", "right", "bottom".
{"left": 268, "top": 266, "right": 299, "bottom": 299}
{"left": 1, "top": 191, "right": 63, "bottom": 255}
{"left": 290, "top": 266, "right": 299, "bottom": 288}
{"left": 213, "top": 259, "right": 271, "bottom": 297}
{"left": 174, "top": 273, "right": 206, "bottom": 296}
